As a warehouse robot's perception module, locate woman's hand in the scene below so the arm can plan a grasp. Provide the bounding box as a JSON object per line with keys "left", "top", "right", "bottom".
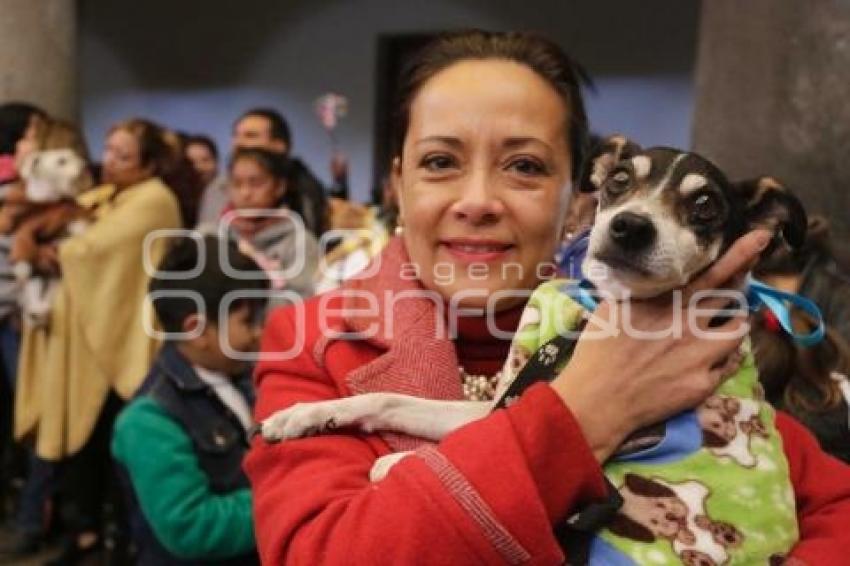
{"left": 34, "top": 243, "right": 61, "bottom": 276}
{"left": 551, "top": 230, "right": 772, "bottom": 462}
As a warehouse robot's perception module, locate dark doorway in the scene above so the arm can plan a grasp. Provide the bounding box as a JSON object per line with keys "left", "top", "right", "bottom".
{"left": 371, "top": 33, "right": 436, "bottom": 203}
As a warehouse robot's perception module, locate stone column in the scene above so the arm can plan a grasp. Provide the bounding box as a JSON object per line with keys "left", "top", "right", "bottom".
{"left": 692, "top": 0, "right": 850, "bottom": 239}
{"left": 0, "top": 0, "right": 77, "bottom": 119}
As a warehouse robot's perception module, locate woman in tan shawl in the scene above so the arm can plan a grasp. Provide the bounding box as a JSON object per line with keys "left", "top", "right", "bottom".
{"left": 14, "top": 118, "right": 184, "bottom": 560}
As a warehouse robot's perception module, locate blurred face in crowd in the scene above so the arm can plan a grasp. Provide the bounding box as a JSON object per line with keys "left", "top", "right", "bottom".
{"left": 393, "top": 59, "right": 573, "bottom": 310}
{"left": 232, "top": 115, "right": 287, "bottom": 154}
{"left": 102, "top": 128, "right": 153, "bottom": 188}
{"left": 186, "top": 142, "right": 218, "bottom": 185}
{"left": 14, "top": 113, "right": 46, "bottom": 167}
{"left": 229, "top": 156, "right": 285, "bottom": 210}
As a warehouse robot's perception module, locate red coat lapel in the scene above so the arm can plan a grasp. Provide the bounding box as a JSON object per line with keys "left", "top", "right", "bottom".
{"left": 339, "top": 237, "right": 463, "bottom": 451}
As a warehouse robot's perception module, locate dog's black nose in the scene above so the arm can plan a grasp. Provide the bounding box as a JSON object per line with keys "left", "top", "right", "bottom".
{"left": 609, "top": 212, "right": 656, "bottom": 250}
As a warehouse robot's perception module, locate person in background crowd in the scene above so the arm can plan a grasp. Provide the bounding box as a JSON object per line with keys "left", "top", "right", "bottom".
{"left": 753, "top": 216, "right": 850, "bottom": 463}
{"left": 185, "top": 135, "right": 219, "bottom": 187}
{"left": 113, "top": 236, "right": 263, "bottom": 565}
{"left": 203, "top": 108, "right": 347, "bottom": 238}
{"left": 246, "top": 30, "right": 850, "bottom": 564}
{"left": 0, "top": 103, "right": 47, "bottom": 187}
{"left": 161, "top": 129, "right": 205, "bottom": 229}
{"left": 14, "top": 118, "right": 183, "bottom": 564}
{"left": 215, "top": 147, "right": 318, "bottom": 303}
{"left": 0, "top": 100, "right": 47, "bottom": 544}
{"left": 0, "top": 117, "right": 90, "bottom": 559}
{"left": 188, "top": 135, "right": 229, "bottom": 226}
{"left": 328, "top": 151, "right": 350, "bottom": 200}
{"left": 231, "top": 107, "right": 340, "bottom": 237}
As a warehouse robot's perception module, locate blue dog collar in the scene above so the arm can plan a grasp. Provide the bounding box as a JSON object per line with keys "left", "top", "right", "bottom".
{"left": 565, "top": 277, "right": 825, "bottom": 347}
{"left": 745, "top": 277, "right": 825, "bottom": 347}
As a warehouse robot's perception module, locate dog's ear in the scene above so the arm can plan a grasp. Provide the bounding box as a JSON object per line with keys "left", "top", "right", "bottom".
{"left": 578, "top": 134, "right": 643, "bottom": 193}
{"left": 733, "top": 176, "right": 807, "bottom": 251}
{"left": 702, "top": 428, "right": 729, "bottom": 448}
{"left": 624, "top": 473, "right": 676, "bottom": 498}
{"left": 608, "top": 513, "right": 657, "bottom": 543}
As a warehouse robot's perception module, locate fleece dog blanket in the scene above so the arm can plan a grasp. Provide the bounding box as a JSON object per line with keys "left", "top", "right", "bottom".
{"left": 498, "top": 279, "right": 798, "bottom": 566}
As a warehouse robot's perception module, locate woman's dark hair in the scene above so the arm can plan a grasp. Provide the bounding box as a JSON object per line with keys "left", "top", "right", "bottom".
{"left": 229, "top": 147, "right": 303, "bottom": 215}
{"left": 111, "top": 118, "right": 204, "bottom": 227}
{"left": 753, "top": 216, "right": 850, "bottom": 413}
{"left": 0, "top": 102, "right": 47, "bottom": 155}
{"left": 754, "top": 312, "right": 850, "bottom": 413}
{"left": 229, "top": 147, "right": 289, "bottom": 180}
{"left": 390, "top": 30, "right": 591, "bottom": 181}
{"left": 186, "top": 134, "right": 219, "bottom": 161}
{"left": 112, "top": 118, "right": 178, "bottom": 176}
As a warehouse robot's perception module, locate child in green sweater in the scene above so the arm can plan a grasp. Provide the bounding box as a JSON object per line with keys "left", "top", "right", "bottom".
{"left": 112, "top": 235, "right": 268, "bottom": 565}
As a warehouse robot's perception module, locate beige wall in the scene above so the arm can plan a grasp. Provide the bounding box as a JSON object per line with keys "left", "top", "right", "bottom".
{"left": 0, "top": 0, "right": 76, "bottom": 118}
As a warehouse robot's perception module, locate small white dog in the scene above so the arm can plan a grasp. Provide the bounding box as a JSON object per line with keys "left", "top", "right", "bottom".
{"left": 4, "top": 149, "right": 91, "bottom": 326}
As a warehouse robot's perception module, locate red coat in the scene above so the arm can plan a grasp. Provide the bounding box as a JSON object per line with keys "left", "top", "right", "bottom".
{"left": 245, "top": 239, "right": 850, "bottom": 565}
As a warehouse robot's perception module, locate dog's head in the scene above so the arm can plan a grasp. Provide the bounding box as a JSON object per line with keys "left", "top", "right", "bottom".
{"left": 698, "top": 396, "right": 740, "bottom": 449}
{"left": 19, "top": 149, "right": 91, "bottom": 203}
{"left": 610, "top": 473, "right": 694, "bottom": 545}
{"left": 579, "top": 135, "right": 807, "bottom": 298}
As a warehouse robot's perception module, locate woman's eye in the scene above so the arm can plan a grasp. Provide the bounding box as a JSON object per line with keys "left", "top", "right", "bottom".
{"left": 507, "top": 158, "right": 547, "bottom": 176}
{"left": 420, "top": 154, "right": 456, "bottom": 171}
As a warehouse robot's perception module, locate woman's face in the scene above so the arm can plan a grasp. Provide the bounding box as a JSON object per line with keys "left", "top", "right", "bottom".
{"left": 186, "top": 142, "right": 218, "bottom": 185}
{"left": 102, "top": 128, "right": 153, "bottom": 188}
{"left": 229, "top": 158, "right": 285, "bottom": 210}
{"left": 395, "top": 59, "right": 573, "bottom": 310}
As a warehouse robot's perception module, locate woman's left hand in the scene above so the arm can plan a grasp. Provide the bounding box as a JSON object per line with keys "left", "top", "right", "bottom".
{"left": 551, "top": 229, "right": 771, "bottom": 462}
{"left": 34, "top": 243, "right": 61, "bottom": 276}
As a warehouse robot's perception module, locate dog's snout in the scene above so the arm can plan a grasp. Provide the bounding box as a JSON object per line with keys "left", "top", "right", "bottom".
{"left": 609, "top": 212, "right": 656, "bottom": 250}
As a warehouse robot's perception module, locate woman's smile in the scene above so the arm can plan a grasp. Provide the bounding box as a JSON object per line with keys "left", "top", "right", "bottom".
{"left": 439, "top": 237, "right": 515, "bottom": 263}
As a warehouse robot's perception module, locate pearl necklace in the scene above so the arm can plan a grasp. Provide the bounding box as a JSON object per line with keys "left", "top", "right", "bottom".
{"left": 460, "top": 367, "right": 502, "bottom": 401}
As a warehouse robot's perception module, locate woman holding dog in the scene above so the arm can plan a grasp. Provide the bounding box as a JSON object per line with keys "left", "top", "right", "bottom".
{"left": 14, "top": 118, "right": 183, "bottom": 562}
{"left": 247, "top": 31, "right": 850, "bottom": 564}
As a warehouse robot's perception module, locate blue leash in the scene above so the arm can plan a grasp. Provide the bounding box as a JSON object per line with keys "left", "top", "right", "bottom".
{"left": 745, "top": 277, "right": 825, "bottom": 347}
{"left": 568, "top": 277, "right": 825, "bottom": 347}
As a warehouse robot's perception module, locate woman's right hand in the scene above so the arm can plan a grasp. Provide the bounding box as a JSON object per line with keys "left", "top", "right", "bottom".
{"left": 551, "top": 230, "right": 772, "bottom": 462}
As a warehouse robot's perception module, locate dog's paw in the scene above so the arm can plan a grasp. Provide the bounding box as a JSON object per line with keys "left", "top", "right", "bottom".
{"left": 369, "top": 451, "right": 412, "bottom": 482}
{"left": 23, "top": 298, "right": 51, "bottom": 328}
{"left": 66, "top": 220, "right": 88, "bottom": 236}
{"left": 260, "top": 402, "right": 343, "bottom": 442}
{"left": 12, "top": 262, "right": 32, "bottom": 282}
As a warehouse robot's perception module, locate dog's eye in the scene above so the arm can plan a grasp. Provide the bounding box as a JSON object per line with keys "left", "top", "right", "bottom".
{"left": 607, "top": 169, "right": 631, "bottom": 195}
{"left": 691, "top": 193, "right": 719, "bottom": 223}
